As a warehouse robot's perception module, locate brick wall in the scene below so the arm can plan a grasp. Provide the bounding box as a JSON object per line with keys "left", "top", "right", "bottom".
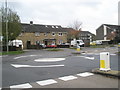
{"left": 17, "top": 32, "right": 67, "bottom": 49}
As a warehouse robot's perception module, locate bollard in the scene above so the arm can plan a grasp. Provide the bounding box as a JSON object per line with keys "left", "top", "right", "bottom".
{"left": 76, "top": 45, "right": 80, "bottom": 51}
{"left": 100, "top": 52, "right": 111, "bottom": 71}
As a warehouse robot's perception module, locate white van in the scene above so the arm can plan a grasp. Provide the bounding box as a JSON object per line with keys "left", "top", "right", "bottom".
{"left": 9, "top": 40, "right": 23, "bottom": 49}
{"left": 71, "top": 39, "right": 84, "bottom": 47}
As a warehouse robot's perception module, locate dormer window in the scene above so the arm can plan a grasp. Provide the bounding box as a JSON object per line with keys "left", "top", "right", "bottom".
{"left": 35, "top": 32, "right": 40, "bottom": 36}
{"left": 52, "top": 26, "right": 54, "bottom": 28}
{"left": 56, "top": 26, "right": 58, "bottom": 28}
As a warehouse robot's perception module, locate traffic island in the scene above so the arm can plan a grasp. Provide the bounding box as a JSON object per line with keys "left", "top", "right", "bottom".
{"left": 92, "top": 68, "right": 120, "bottom": 78}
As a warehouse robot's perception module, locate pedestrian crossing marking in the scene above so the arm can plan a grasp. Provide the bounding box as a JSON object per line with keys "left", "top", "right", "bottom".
{"left": 10, "top": 83, "right": 32, "bottom": 89}
{"left": 58, "top": 75, "right": 77, "bottom": 81}
{"left": 36, "top": 79, "right": 57, "bottom": 86}
{"left": 77, "top": 72, "right": 94, "bottom": 77}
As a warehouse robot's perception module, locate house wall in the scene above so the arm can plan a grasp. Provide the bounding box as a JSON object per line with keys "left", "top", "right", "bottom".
{"left": 96, "top": 25, "right": 104, "bottom": 40}
{"left": 17, "top": 32, "right": 67, "bottom": 49}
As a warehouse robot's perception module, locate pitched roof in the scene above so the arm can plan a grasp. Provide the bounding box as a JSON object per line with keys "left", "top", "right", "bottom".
{"left": 79, "top": 31, "right": 95, "bottom": 36}
{"left": 21, "top": 23, "right": 70, "bottom": 33}
{"left": 103, "top": 24, "right": 120, "bottom": 30}
{"left": 96, "top": 24, "right": 120, "bottom": 31}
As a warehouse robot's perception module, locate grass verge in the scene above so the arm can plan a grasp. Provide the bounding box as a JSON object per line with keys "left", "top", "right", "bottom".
{"left": 46, "top": 48, "right": 64, "bottom": 51}
{"left": 0, "top": 51, "right": 24, "bottom": 55}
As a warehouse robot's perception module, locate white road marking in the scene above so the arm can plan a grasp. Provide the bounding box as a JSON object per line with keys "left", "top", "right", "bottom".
{"left": 11, "top": 64, "right": 64, "bottom": 68}
{"left": 75, "top": 56, "right": 85, "bottom": 58}
{"left": 77, "top": 72, "right": 94, "bottom": 77}
{"left": 14, "top": 55, "right": 39, "bottom": 59}
{"left": 0, "top": 55, "right": 8, "bottom": 57}
{"left": 75, "top": 56, "right": 95, "bottom": 60}
{"left": 10, "top": 83, "right": 32, "bottom": 88}
{"left": 58, "top": 75, "right": 77, "bottom": 81}
{"left": 34, "top": 58, "right": 65, "bottom": 62}
{"left": 85, "top": 57, "right": 94, "bottom": 60}
{"left": 36, "top": 79, "right": 57, "bottom": 86}
{"left": 110, "top": 54, "right": 116, "bottom": 56}
{"left": 81, "top": 53, "right": 86, "bottom": 55}
{"left": 94, "top": 53, "right": 99, "bottom": 55}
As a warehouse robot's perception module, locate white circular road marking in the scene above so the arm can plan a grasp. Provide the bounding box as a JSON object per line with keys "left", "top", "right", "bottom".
{"left": 14, "top": 55, "right": 41, "bottom": 59}
{"left": 11, "top": 64, "right": 64, "bottom": 68}
{"left": 34, "top": 58, "right": 65, "bottom": 62}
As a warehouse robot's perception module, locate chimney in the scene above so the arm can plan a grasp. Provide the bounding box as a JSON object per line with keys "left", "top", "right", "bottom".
{"left": 30, "top": 21, "right": 33, "bottom": 25}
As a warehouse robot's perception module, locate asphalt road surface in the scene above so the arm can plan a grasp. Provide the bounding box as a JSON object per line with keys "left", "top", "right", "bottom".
{"left": 2, "top": 48, "right": 119, "bottom": 88}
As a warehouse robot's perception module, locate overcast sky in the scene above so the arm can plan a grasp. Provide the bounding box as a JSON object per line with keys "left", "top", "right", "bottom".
{"left": 1, "top": 0, "right": 119, "bottom": 34}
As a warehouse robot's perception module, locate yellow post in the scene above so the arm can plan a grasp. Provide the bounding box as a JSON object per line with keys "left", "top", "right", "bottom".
{"left": 77, "top": 48, "right": 80, "bottom": 51}
{"left": 76, "top": 45, "right": 80, "bottom": 51}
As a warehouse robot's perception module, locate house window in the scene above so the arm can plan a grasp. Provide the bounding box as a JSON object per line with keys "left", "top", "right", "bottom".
{"left": 52, "top": 26, "right": 55, "bottom": 28}
{"left": 19, "top": 33, "right": 23, "bottom": 36}
{"left": 56, "top": 26, "right": 58, "bottom": 28}
{"left": 36, "top": 41, "right": 40, "bottom": 45}
{"left": 52, "top": 32, "right": 55, "bottom": 36}
{"left": 58, "top": 32, "right": 63, "bottom": 36}
{"left": 59, "top": 40, "right": 63, "bottom": 45}
{"left": 35, "top": 32, "right": 40, "bottom": 36}
{"left": 44, "top": 33, "right": 48, "bottom": 36}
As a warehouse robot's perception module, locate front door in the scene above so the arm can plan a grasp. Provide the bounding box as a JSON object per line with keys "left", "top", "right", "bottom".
{"left": 26, "top": 41, "right": 31, "bottom": 49}
{"left": 45, "top": 41, "right": 48, "bottom": 45}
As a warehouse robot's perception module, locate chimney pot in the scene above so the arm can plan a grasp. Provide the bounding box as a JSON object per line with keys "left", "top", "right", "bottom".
{"left": 30, "top": 21, "right": 33, "bottom": 25}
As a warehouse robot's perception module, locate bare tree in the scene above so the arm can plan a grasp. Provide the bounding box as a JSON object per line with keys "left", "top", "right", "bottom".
{"left": 68, "top": 20, "right": 82, "bottom": 31}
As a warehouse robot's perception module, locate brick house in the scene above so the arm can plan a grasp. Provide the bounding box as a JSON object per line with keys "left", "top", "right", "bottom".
{"left": 96, "top": 24, "right": 120, "bottom": 44}
{"left": 17, "top": 21, "right": 68, "bottom": 49}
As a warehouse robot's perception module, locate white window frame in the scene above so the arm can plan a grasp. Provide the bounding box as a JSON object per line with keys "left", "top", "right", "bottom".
{"left": 19, "top": 33, "right": 23, "bottom": 36}
{"left": 35, "top": 32, "right": 40, "bottom": 36}
{"left": 44, "top": 33, "right": 47, "bottom": 36}
{"left": 52, "top": 32, "right": 55, "bottom": 36}
{"left": 58, "top": 32, "right": 63, "bottom": 36}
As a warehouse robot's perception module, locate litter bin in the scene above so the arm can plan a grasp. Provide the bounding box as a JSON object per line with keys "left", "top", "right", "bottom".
{"left": 100, "top": 52, "right": 111, "bottom": 71}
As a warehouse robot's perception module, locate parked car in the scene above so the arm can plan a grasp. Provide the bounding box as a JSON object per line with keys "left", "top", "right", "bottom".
{"left": 46, "top": 44, "right": 57, "bottom": 48}
{"left": 40, "top": 44, "right": 46, "bottom": 48}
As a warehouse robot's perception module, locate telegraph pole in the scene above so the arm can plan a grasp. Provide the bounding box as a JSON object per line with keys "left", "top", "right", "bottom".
{"left": 5, "top": 0, "right": 9, "bottom": 53}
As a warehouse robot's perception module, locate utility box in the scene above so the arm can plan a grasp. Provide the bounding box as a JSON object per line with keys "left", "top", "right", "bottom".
{"left": 100, "top": 52, "right": 111, "bottom": 71}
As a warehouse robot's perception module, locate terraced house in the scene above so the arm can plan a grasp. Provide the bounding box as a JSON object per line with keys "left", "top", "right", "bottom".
{"left": 17, "top": 21, "right": 69, "bottom": 49}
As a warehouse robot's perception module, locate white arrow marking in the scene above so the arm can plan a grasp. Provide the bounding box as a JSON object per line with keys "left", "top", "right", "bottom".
{"left": 11, "top": 64, "right": 64, "bottom": 68}
{"left": 85, "top": 57, "right": 94, "bottom": 60}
